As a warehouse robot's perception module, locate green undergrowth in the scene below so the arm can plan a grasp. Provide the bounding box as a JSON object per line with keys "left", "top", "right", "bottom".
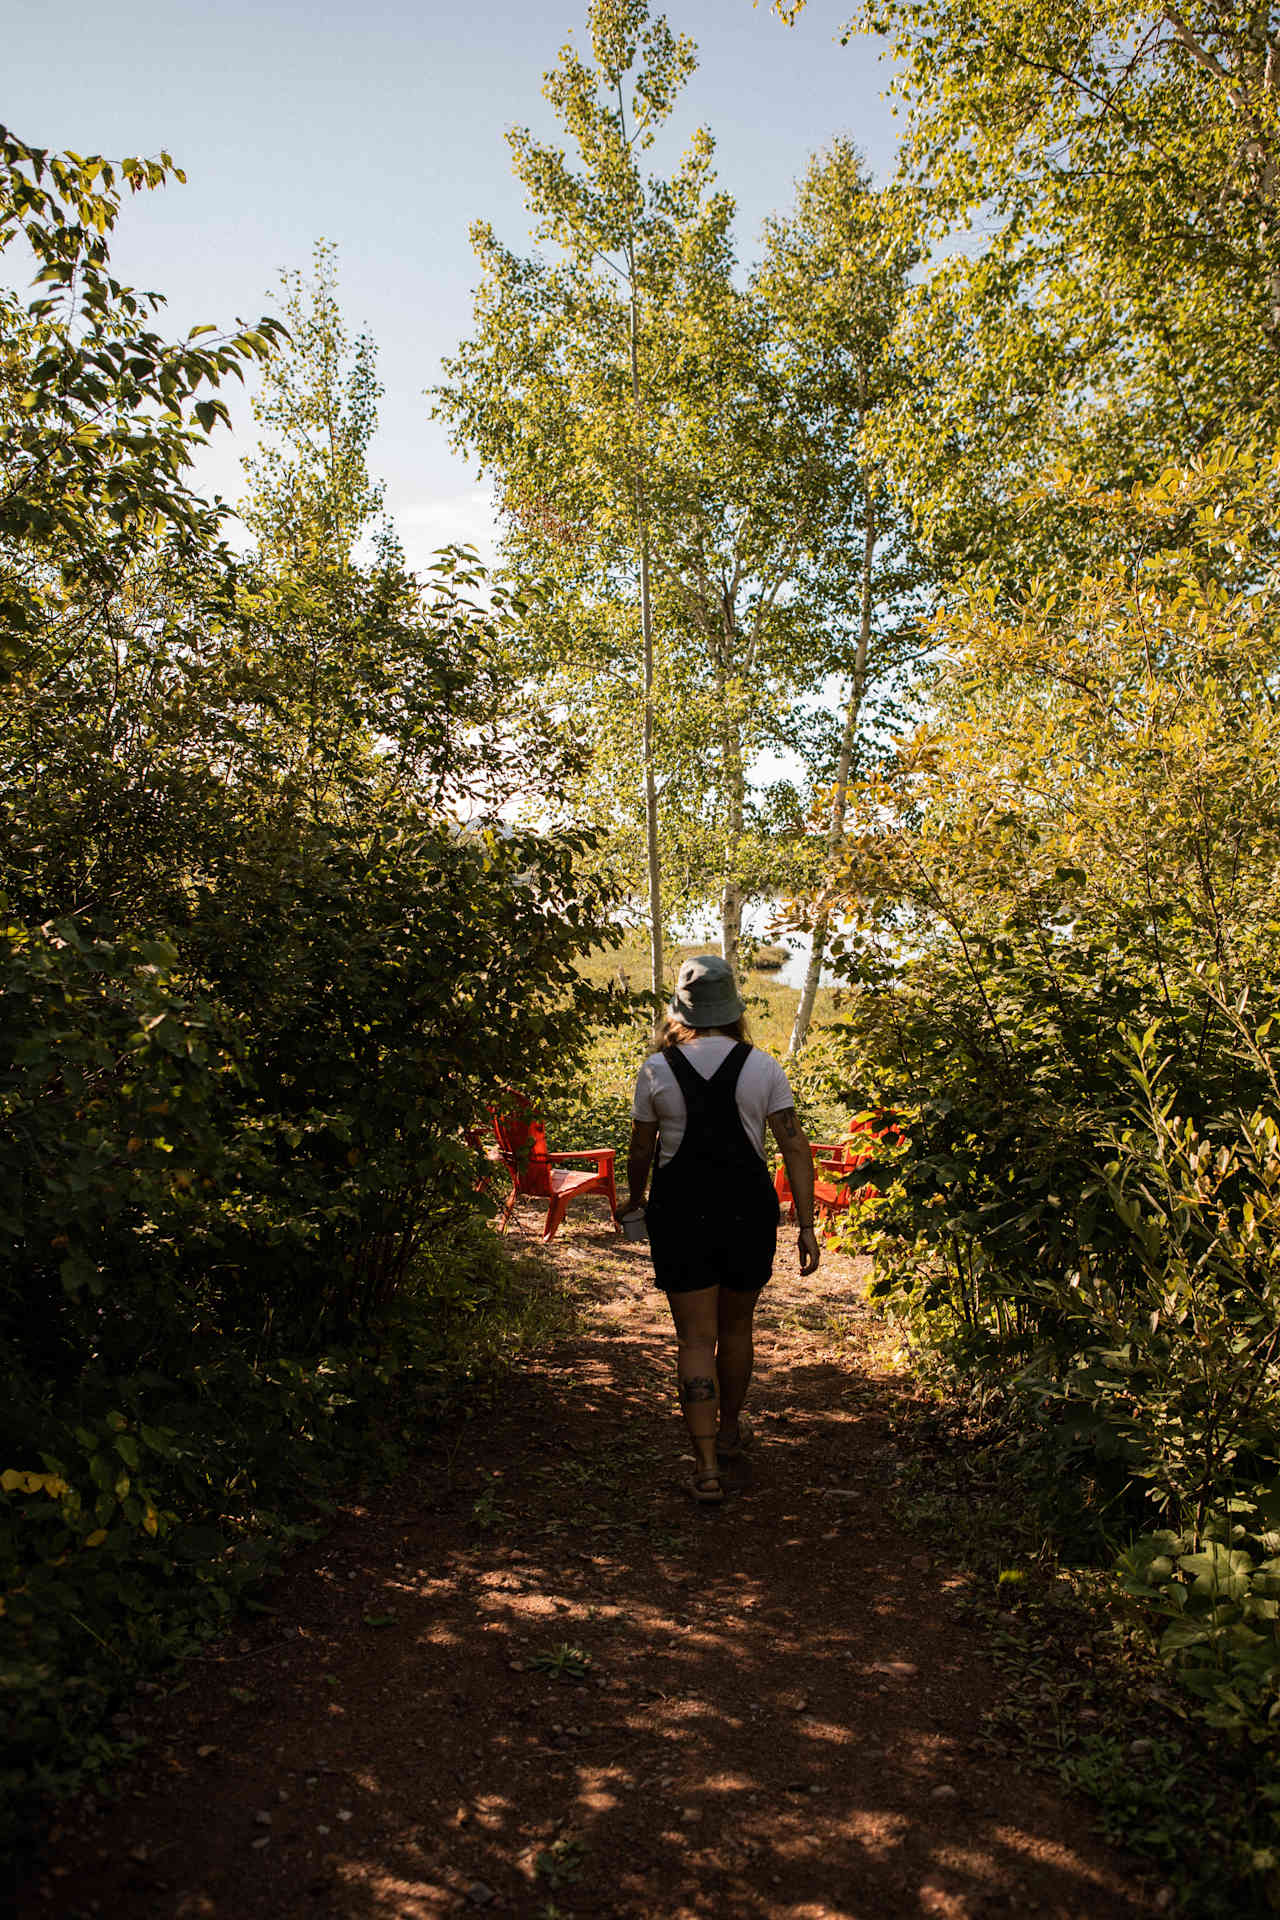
{"left": 886, "top": 1361, "right": 1280, "bottom": 1915}
{"left": 0, "top": 1222, "right": 575, "bottom": 1870}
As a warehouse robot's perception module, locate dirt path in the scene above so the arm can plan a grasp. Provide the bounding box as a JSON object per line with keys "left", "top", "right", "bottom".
{"left": 23, "top": 1210, "right": 1154, "bottom": 1920}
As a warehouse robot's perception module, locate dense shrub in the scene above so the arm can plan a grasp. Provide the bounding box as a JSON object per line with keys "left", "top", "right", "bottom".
{"left": 0, "top": 1220, "right": 568, "bottom": 1851}
{"left": 0, "top": 128, "right": 622, "bottom": 1853}
{"left": 1, "top": 921, "right": 237, "bottom": 1385}
{"left": 2, "top": 820, "right": 615, "bottom": 1369}
{"left": 820, "top": 451, "right": 1280, "bottom": 1733}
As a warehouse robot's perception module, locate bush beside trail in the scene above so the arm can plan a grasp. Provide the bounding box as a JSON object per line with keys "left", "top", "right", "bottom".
{"left": 0, "top": 1220, "right": 571, "bottom": 1862}
{"left": 815, "top": 456, "right": 1280, "bottom": 1877}
{"left": 0, "top": 128, "right": 624, "bottom": 1861}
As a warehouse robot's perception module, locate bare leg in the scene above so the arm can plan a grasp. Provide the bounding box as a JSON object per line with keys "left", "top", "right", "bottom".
{"left": 666, "top": 1285, "right": 720, "bottom": 1477}
{"left": 716, "top": 1285, "right": 761, "bottom": 1443}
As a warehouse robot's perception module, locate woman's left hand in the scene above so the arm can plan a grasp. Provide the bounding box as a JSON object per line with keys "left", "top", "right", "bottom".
{"left": 798, "top": 1227, "right": 821, "bottom": 1275}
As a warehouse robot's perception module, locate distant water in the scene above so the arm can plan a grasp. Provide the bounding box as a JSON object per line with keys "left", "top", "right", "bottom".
{"left": 775, "top": 946, "right": 812, "bottom": 991}
{"left": 673, "top": 907, "right": 831, "bottom": 992}
{"left": 767, "top": 943, "right": 840, "bottom": 992}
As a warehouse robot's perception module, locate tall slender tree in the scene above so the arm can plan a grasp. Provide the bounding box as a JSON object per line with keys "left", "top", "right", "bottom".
{"left": 753, "top": 143, "right": 924, "bottom": 1053}
{"left": 439, "top": 11, "right": 915, "bottom": 987}
{"left": 242, "top": 240, "right": 391, "bottom": 571}
{"left": 435, "top": 0, "right": 705, "bottom": 996}
{"left": 240, "top": 247, "right": 563, "bottom": 827}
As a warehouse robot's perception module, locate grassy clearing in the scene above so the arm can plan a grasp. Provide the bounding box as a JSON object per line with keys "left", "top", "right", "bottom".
{"left": 545, "top": 933, "right": 855, "bottom": 1164}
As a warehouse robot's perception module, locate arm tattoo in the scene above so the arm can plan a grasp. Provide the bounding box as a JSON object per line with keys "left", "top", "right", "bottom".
{"left": 776, "top": 1109, "right": 800, "bottom": 1139}
{"left": 679, "top": 1375, "right": 717, "bottom": 1404}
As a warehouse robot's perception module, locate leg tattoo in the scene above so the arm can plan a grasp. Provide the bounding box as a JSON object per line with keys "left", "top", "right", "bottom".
{"left": 679, "top": 1375, "right": 717, "bottom": 1405}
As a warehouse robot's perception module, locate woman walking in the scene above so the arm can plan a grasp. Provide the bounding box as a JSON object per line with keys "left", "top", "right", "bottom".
{"left": 618, "top": 954, "right": 820, "bottom": 1504}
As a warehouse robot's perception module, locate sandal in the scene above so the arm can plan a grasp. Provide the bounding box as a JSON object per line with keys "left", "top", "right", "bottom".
{"left": 716, "top": 1417, "right": 752, "bottom": 1463}
{"left": 688, "top": 1468, "right": 725, "bottom": 1505}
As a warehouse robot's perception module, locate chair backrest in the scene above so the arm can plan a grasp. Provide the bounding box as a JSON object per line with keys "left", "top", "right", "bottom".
{"left": 489, "top": 1094, "right": 553, "bottom": 1196}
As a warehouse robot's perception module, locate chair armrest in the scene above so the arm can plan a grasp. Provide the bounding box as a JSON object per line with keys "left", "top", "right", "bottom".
{"left": 545, "top": 1149, "right": 616, "bottom": 1169}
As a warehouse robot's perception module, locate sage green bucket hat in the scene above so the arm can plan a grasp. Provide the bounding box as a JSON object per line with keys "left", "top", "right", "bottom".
{"left": 669, "top": 953, "right": 745, "bottom": 1028}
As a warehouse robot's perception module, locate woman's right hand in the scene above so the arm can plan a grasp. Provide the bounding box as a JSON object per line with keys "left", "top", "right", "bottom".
{"left": 798, "top": 1227, "right": 821, "bottom": 1276}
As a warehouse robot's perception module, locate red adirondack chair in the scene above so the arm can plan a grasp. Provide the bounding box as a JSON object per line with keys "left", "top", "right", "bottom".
{"left": 774, "top": 1114, "right": 899, "bottom": 1234}
{"left": 487, "top": 1094, "right": 618, "bottom": 1242}
{"left": 775, "top": 1141, "right": 861, "bottom": 1232}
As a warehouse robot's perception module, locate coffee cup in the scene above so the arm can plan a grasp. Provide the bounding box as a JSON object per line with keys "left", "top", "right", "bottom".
{"left": 619, "top": 1207, "right": 648, "bottom": 1242}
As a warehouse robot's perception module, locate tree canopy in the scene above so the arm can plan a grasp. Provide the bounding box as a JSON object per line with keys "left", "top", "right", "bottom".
{"left": 438, "top": 5, "right": 919, "bottom": 981}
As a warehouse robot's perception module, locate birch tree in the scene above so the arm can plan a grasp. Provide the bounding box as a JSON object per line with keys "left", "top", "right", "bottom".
{"left": 640, "top": 258, "right": 885, "bottom": 978}
{"left": 435, "top": 0, "right": 703, "bottom": 996}
{"left": 754, "top": 143, "right": 924, "bottom": 1053}
{"left": 438, "top": 8, "right": 907, "bottom": 984}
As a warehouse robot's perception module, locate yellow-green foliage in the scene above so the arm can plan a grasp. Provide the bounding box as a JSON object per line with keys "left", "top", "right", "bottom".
{"left": 827, "top": 451, "right": 1280, "bottom": 1741}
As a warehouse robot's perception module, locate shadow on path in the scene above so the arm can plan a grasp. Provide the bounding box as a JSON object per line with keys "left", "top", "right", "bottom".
{"left": 22, "top": 1215, "right": 1152, "bottom": 1919}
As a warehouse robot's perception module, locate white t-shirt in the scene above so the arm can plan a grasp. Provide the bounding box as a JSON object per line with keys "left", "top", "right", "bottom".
{"left": 632, "top": 1037, "right": 796, "bottom": 1166}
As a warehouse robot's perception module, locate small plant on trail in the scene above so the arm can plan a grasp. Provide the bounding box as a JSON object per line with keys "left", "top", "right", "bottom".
{"left": 470, "top": 1487, "right": 507, "bottom": 1532}
{"left": 529, "top": 1642, "right": 592, "bottom": 1680}
{"left": 534, "top": 1832, "right": 586, "bottom": 1887}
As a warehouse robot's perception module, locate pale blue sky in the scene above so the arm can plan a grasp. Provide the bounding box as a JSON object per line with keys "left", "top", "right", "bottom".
{"left": 7, "top": 0, "right": 900, "bottom": 567}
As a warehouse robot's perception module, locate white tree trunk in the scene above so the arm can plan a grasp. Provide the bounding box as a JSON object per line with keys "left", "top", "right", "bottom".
{"left": 627, "top": 248, "right": 663, "bottom": 1000}
{"left": 720, "top": 878, "right": 744, "bottom": 981}
{"left": 788, "top": 500, "right": 877, "bottom": 1056}
{"left": 640, "top": 522, "right": 662, "bottom": 1000}
{"left": 717, "top": 646, "right": 746, "bottom": 984}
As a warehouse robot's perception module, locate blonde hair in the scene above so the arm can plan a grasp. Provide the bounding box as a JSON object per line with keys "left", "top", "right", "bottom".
{"left": 650, "top": 1012, "right": 752, "bottom": 1053}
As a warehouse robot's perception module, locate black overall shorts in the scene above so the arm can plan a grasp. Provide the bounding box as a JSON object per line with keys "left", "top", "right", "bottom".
{"left": 645, "top": 1042, "right": 782, "bottom": 1296}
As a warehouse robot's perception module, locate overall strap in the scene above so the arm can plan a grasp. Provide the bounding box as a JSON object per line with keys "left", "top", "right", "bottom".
{"left": 665, "top": 1042, "right": 752, "bottom": 1117}
{"left": 708, "top": 1041, "right": 752, "bottom": 1094}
